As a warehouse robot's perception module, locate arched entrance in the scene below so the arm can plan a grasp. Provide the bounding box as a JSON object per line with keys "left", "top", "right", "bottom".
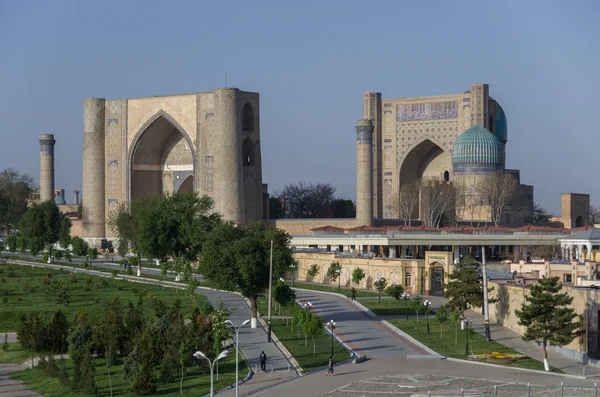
{"left": 130, "top": 113, "right": 195, "bottom": 201}
{"left": 429, "top": 262, "right": 445, "bottom": 297}
{"left": 399, "top": 139, "right": 451, "bottom": 218}
{"left": 576, "top": 215, "right": 585, "bottom": 228}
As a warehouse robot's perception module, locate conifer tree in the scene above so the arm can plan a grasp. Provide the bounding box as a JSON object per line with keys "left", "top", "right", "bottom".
{"left": 516, "top": 277, "right": 584, "bottom": 371}
{"left": 444, "top": 257, "right": 483, "bottom": 320}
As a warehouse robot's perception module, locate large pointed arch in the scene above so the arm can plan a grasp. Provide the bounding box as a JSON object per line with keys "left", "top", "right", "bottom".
{"left": 399, "top": 138, "right": 451, "bottom": 187}
{"left": 128, "top": 110, "right": 197, "bottom": 201}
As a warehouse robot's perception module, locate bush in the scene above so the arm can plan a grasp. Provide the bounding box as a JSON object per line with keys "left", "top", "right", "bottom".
{"left": 44, "top": 274, "right": 52, "bottom": 285}
{"left": 101, "top": 279, "right": 109, "bottom": 288}
{"left": 87, "top": 247, "right": 98, "bottom": 260}
{"left": 54, "top": 250, "right": 63, "bottom": 261}
{"left": 44, "top": 354, "right": 59, "bottom": 377}
{"left": 70, "top": 273, "right": 78, "bottom": 283}
{"left": 112, "top": 270, "right": 118, "bottom": 278}
{"left": 70, "top": 237, "right": 88, "bottom": 257}
{"left": 0, "top": 277, "right": 5, "bottom": 283}
{"left": 126, "top": 266, "right": 134, "bottom": 276}
{"left": 2, "top": 290, "right": 8, "bottom": 304}
{"left": 42, "top": 253, "right": 49, "bottom": 263}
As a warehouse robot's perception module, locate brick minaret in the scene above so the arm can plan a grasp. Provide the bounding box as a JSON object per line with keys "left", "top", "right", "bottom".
{"left": 39, "top": 134, "right": 56, "bottom": 202}
{"left": 356, "top": 119, "right": 374, "bottom": 226}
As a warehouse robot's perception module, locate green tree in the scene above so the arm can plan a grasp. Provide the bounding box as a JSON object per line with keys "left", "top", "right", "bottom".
{"left": 70, "top": 237, "right": 89, "bottom": 257}
{"left": 302, "top": 313, "right": 324, "bottom": 354}
{"left": 5, "top": 234, "right": 17, "bottom": 256}
{"left": 329, "top": 199, "right": 356, "bottom": 218}
{"left": 200, "top": 221, "right": 293, "bottom": 328}
{"left": 435, "top": 304, "right": 450, "bottom": 338}
{"left": 516, "top": 277, "right": 584, "bottom": 371}
{"left": 385, "top": 284, "right": 404, "bottom": 306}
{"left": 109, "top": 196, "right": 161, "bottom": 276}
{"left": 48, "top": 309, "right": 69, "bottom": 353}
{"left": 307, "top": 264, "right": 320, "bottom": 282}
{"left": 78, "top": 345, "right": 97, "bottom": 395}
{"left": 58, "top": 215, "right": 72, "bottom": 249}
{"left": 374, "top": 277, "right": 387, "bottom": 304}
{"left": 444, "top": 257, "right": 483, "bottom": 320}
{"left": 274, "top": 281, "right": 296, "bottom": 317}
{"left": 412, "top": 295, "right": 424, "bottom": 323}
{"left": 0, "top": 168, "right": 34, "bottom": 235}
{"left": 18, "top": 200, "right": 70, "bottom": 253}
{"left": 352, "top": 267, "right": 365, "bottom": 287}
{"left": 327, "top": 261, "right": 342, "bottom": 291}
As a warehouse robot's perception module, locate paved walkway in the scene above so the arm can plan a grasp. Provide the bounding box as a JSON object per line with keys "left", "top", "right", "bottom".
{"left": 0, "top": 363, "right": 42, "bottom": 397}
{"left": 295, "top": 290, "right": 423, "bottom": 358}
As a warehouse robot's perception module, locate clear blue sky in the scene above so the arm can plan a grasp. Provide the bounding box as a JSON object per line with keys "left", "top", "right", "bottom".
{"left": 1, "top": 0, "right": 598, "bottom": 215}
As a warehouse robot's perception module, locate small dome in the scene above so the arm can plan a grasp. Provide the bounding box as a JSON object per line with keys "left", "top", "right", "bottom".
{"left": 495, "top": 102, "right": 507, "bottom": 143}
{"left": 54, "top": 195, "right": 66, "bottom": 205}
{"left": 452, "top": 125, "right": 504, "bottom": 173}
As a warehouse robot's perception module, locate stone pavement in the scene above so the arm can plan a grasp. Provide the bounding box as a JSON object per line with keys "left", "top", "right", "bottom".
{"left": 254, "top": 357, "right": 600, "bottom": 397}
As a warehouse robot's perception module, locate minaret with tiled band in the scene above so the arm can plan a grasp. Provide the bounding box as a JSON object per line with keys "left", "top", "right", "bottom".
{"left": 39, "top": 134, "right": 56, "bottom": 203}
{"left": 356, "top": 119, "right": 374, "bottom": 227}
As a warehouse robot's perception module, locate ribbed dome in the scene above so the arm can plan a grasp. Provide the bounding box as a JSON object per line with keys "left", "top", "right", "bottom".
{"left": 54, "top": 195, "right": 66, "bottom": 205}
{"left": 452, "top": 125, "right": 504, "bottom": 173}
{"left": 495, "top": 102, "right": 507, "bottom": 143}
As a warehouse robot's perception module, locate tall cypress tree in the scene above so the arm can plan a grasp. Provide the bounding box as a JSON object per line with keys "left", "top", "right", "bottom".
{"left": 516, "top": 277, "right": 584, "bottom": 371}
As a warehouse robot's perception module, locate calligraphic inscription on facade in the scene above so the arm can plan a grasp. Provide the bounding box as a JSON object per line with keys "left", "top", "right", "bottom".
{"left": 396, "top": 101, "right": 458, "bottom": 122}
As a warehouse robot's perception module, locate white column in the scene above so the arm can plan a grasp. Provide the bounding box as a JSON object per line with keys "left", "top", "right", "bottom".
{"left": 453, "top": 246, "right": 460, "bottom": 264}
{"left": 587, "top": 243, "right": 593, "bottom": 261}
{"left": 513, "top": 245, "right": 520, "bottom": 261}
{"left": 577, "top": 244, "right": 584, "bottom": 262}
{"left": 389, "top": 246, "right": 396, "bottom": 259}
{"left": 400, "top": 245, "right": 407, "bottom": 259}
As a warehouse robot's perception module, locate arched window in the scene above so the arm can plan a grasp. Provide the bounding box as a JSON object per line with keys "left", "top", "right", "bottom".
{"left": 443, "top": 171, "right": 450, "bottom": 182}
{"left": 404, "top": 272, "right": 412, "bottom": 287}
{"left": 242, "top": 137, "right": 255, "bottom": 166}
{"left": 242, "top": 103, "right": 254, "bottom": 132}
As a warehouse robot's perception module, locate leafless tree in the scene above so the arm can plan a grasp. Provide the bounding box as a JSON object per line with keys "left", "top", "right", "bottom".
{"left": 589, "top": 205, "right": 600, "bottom": 225}
{"left": 420, "top": 181, "right": 455, "bottom": 227}
{"left": 529, "top": 243, "right": 563, "bottom": 261}
{"left": 478, "top": 173, "right": 520, "bottom": 227}
{"left": 455, "top": 180, "right": 486, "bottom": 227}
{"left": 276, "top": 182, "right": 335, "bottom": 218}
{"left": 394, "top": 182, "right": 420, "bottom": 225}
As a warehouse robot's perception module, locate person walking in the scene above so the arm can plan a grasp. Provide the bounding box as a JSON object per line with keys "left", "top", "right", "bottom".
{"left": 351, "top": 287, "right": 356, "bottom": 300}
{"left": 325, "top": 356, "right": 334, "bottom": 376}
{"left": 259, "top": 351, "right": 267, "bottom": 372}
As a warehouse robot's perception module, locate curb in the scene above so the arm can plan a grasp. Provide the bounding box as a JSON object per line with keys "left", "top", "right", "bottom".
{"left": 444, "top": 357, "right": 588, "bottom": 380}
{"left": 205, "top": 366, "right": 253, "bottom": 396}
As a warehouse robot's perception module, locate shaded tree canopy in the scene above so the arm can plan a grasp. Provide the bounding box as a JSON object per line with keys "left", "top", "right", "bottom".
{"left": 444, "top": 256, "right": 483, "bottom": 319}
{"left": 0, "top": 168, "right": 35, "bottom": 235}
{"left": 199, "top": 221, "right": 293, "bottom": 323}
{"left": 18, "top": 200, "right": 71, "bottom": 250}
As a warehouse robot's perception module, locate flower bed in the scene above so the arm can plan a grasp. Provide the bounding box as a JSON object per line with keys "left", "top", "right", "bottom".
{"left": 469, "top": 351, "right": 529, "bottom": 364}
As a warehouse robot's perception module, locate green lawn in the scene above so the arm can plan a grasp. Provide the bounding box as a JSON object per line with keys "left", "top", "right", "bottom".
{"left": 0, "top": 342, "right": 34, "bottom": 364}
{"left": 359, "top": 299, "right": 434, "bottom": 316}
{"left": 288, "top": 281, "right": 379, "bottom": 298}
{"left": 0, "top": 263, "right": 208, "bottom": 332}
{"left": 270, "top": 319, "right": 349, "bottom": 372}
{"left": 11, "top": 352, "right": 242, "bottom": 397}
{"left": 387, "top": 318, "right": 562, "bottom": 372}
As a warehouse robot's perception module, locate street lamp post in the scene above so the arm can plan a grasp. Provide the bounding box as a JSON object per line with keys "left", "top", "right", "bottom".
{"left": 424, "top": 300, "right": 431, "bottom": 335}
{"left": 337, "top": 269, "right": 341, "bottom": 291}
{"left": 225, "top": 319, "right": 250, "bottom": 397}
{"left": 267, "top": 240, "right": 273, "bottom": 342}
{"left": 402, "top": 292, "right": 409, "bottom": 321}
{"left": 327, "top": 320, "right": 336, "bottom": 357}
{"left": 290, "top": 262, "right": 297, "bottom": 287}
{"left": 193, "top": 349, "right": 230, "bottom": 397}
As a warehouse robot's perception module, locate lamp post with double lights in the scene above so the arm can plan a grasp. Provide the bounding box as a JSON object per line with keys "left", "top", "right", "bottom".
{"left": 289, "top": 261, "right": 298, "bottom": 287}
{"left": 327, "top": 320, "right": 336, "bottom": 357}
{"left": 225, "top": 319, "right": 250, "bottom": 397}
{"left": 402, "top": 292, "right": 409, "bottom": 320}
{"left": 424, "top": 300, "right": 431, "bottom": 335}
{"left": 193, "top": 349, "right": 230, "bottom": 397}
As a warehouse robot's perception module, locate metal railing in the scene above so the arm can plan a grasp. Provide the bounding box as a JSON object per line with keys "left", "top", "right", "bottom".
{"left": 421, "top": 382, "right": 600, "bottom": 396}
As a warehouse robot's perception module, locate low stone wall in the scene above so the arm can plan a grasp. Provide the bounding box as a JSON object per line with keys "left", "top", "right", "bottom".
{"left": 488, "top": 281, "right": 588, "bottom": 354}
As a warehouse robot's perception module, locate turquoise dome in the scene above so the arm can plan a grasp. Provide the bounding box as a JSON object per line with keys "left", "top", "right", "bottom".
{"left": 452, "top": 125, "right": 504, "bottom": 173}
{"left": 495, "top": 103, "right": 507, "bottom": 143}
{"left": 54, "top": 195, "right": 66, "bottom": 205}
